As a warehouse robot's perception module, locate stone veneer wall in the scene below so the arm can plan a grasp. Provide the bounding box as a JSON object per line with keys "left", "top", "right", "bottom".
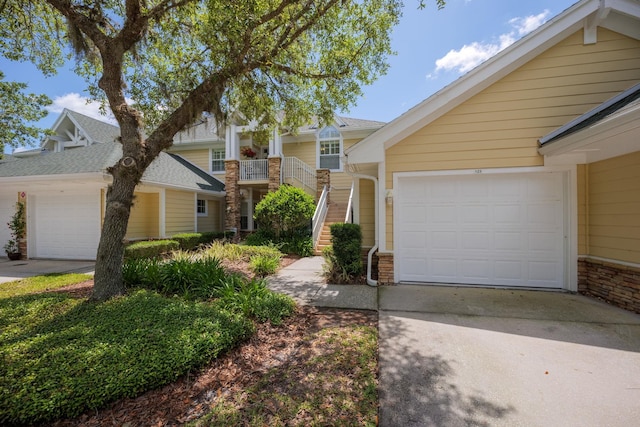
{"left": 578, "top": 258, "right": 640, "bottom": 314}
{"left": 268, "top": 157, "right": 281, "bottom": 192}
{"left": 316, "top": 169, "right": 330, "bottom": 203}
{"left": 377, "top": 253, "right": 394, "bottom": 285}
{"left": 224, "top": 160, "right": 241, "bottom": 234}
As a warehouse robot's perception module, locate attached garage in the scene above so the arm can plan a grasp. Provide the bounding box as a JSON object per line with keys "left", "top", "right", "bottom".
{"left": 30, "top": 192, "right": 102, "bottom": 260}
{"left": 395, "top": 170, "right": 567, "bottom": 289}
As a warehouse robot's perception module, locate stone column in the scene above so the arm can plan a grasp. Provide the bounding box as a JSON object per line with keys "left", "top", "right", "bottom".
{"left": 224, "top": 160, "right": 241, "bottom": 236}
{"left": 377, "top": 253, "right": 395, "bottom": 285}
{"left": 268, "top": 157, "right": 281, "bottom": 192}
{"left": 316, "top": 168, "right": 330, "bottom": 203}
{"left": 17, "top": 192, "right": 27, "bottom": 259}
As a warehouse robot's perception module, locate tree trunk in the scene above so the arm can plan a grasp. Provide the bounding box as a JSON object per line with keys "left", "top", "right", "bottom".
{"left": 91, "top": 171, "right": 138, "bottom": 301}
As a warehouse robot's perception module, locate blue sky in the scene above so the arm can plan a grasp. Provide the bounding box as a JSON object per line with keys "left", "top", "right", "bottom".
{"left": 1, "top": 0, "right": 578, "bottom": 151}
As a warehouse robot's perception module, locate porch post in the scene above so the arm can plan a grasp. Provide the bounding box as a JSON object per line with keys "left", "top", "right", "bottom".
{"left": 224, "top": 160, "right": 241, "bottom": 235}
{"left": 268, "top": 157, "right": 281, "bottom": 192}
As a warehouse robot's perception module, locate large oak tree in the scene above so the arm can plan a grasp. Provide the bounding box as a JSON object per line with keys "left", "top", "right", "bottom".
{"left": 0, "top": 0, "right": 444, "bottom": 300}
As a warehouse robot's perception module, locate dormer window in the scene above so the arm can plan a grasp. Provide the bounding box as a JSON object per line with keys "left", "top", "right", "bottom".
{"left": 317, "top": 126, "right": 342, "bottom": 171}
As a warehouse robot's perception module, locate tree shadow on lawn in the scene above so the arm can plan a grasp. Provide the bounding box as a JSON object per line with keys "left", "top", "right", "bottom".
{"left": 378, "top": 313, "right": 515, "bottom": 427}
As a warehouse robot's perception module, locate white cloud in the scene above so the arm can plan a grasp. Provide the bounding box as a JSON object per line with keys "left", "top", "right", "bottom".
{"left": 432, "top": 9, "right": 550, "bottom": 75}
{"left": 509, "top": 10, "right": 550, "bottom": 36}
{"left": 48, "top": 93, "right": 117, "bottom": 124}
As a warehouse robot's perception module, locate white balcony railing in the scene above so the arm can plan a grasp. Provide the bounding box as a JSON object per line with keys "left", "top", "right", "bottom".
{"left": 239, "top": 159, "right": 269, "bottom": 181}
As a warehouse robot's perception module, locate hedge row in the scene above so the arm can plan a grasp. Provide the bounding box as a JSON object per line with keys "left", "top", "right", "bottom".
{"left": 124, "top": 231, "right": 234, "bottom": 259}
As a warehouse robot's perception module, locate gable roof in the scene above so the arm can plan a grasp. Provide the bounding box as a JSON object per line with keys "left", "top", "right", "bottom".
{"left": 346, "top": 0, "right": 640, "bottom": 163}
{"left": 44, "top": 109, "right": 121, "bottom": 148}
{"left": 0, "top": 142, "right": 224, "bottom": 193}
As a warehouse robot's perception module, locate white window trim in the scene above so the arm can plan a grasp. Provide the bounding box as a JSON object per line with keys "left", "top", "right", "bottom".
{"left": 316, "top": 126, "right": 343, "bottom": 172}
{"left": 210, "top": 148, "right": 225, "bottom": 173}
{"left": 197, "top": 199, "right": 208, "bottom": 217}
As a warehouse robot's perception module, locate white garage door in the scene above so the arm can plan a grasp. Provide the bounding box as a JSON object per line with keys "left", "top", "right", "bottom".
{"left": 33, "top": 193, "right": 101, "bottom": 260}
{"left": 0, "top": 196, "right": 15, "bottom": 249}
{"left": 396, "top": 172, "right": 566, "bottom": 288}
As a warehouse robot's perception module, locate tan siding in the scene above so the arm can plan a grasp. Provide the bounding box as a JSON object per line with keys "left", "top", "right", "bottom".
{"left": 358, "top": 179, "right": 375, "bottom": 247}
{"left": 165, "top": 190, "right": 195, "bottom": 236}
{"left": 384, "top": 28, "right": 640, "bottom": 251}
{"left": 174, "top": 149, "right": 210, "bottom": 172}
{"left": 588, "top": 152, "right": 640, "bottom": 264}
{"left": 283, "top": 138, "right": 361, "bottom": 204}
{"left": 283, "top": 141, "right": 315, "bottom": 167}
{"left": 197, "top": 200, "right": 222, "bottom": 232}
{"left": 577, "top": 165, "right": 587, "bottom": 255}
{"left": 126, "top": 192, "right": 160, "bottom": 239}
{"left": 386, "top": 28, "right": 640, "bottom": 185}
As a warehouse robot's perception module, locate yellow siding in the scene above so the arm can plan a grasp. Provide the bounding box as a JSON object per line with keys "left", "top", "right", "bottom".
{"left": 358, "top": 179, "right": 375, "bottom": 247}
{"left": 282, "top": 138, "right": 360, "bottom": 204}
{"left": 587, "top": 152, "right": 640, "bottom": 264}
{"left": 385, "top": 28, "right": 640, "bottom": 250}
{"left": 577, "top": 165, "right": 587, "bottom": 255}
{"left": 126, "top": 192, "right": 159, "bottom": 239}
{"left": 174, "top": 149, "right": 210, "bottom": 172}
{"left": 197, "top": 199, "right": 222, "bottom": 232}
{"left": 165, "top": 190, "right": 195, "bottom": 236}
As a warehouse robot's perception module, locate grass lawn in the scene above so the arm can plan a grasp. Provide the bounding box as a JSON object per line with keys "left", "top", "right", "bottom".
{"left": 0, "top": 273, "right": 92, "bottom": 298}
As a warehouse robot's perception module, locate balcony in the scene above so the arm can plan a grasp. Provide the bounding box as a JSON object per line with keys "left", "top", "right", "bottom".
{"left": 239, "top": 159, "right": 269, "bottom": 181}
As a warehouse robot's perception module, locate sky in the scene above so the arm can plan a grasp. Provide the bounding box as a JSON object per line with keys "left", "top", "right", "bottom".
{"left": 1, "top": 0, "right": 579, "bottom": 152}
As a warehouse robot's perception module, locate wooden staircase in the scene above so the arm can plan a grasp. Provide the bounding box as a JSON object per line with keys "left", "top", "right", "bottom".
{"left": 315, "top": 202, "right": 347, "bottom": 255}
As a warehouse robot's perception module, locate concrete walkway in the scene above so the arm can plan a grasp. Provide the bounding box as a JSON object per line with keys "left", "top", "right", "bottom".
{"left": 269, "top": 257, "right": 640, "bottom": 427}
{"left": 267, "top": 256, "right": 377, "bottom": 310}
{"left": 0, "top": 258, "right": 95, "bottom": 284}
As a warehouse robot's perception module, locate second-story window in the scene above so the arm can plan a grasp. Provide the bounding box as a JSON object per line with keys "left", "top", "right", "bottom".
{"left": 317, "top": 126, "right": 342, "bottom": 171}
{"left": 211, "top": 148, "right": 225, "bottom": 173}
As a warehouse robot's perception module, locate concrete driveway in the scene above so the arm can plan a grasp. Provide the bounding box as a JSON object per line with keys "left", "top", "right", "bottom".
{"left": 378, "top": 285, "right": 640, "bottom": 427}
{"left": 0, "top": 258, "right": 95, "bottom": 283}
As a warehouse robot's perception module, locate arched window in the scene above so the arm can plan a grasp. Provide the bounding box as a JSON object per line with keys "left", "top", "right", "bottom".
{"left": 317, "top": 126, "right": 342, "bottom": 171}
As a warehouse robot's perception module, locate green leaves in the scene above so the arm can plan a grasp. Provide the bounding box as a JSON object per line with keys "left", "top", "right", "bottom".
{"left": 0, "top": 72, "right": 51, "bottom": 154}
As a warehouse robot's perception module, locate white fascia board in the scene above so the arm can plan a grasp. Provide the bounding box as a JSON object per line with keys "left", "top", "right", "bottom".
{"left": 538, "top": 102, "right": 640, "bottom": 157}
{"left": 608, "top": 0, "right": 640, "bottom": 18}
{"left": 346, "top": 0, "right": 599, "bottom": 161}
{"left": 138, "top": 179, "right": 225, "bottom": 197}
{"left": 0, "top": 172, "right": 105, "bottom": 184}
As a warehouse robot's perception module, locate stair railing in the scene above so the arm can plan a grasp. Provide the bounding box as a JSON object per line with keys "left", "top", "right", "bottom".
{"left": 312, "top": 184, "right": 329, "bottom": 249}
{"left": 283, "top": 156, "right": 316, "bottom": 194}
{"left": 344, "top": 181, "right": 354, "bottom": 223}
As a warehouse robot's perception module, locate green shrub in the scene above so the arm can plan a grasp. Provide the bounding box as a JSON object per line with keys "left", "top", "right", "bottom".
{"left": 198, "top": 231, "right": 234, "bottom": 245}
{"left": 171, "top": 233, "right": 202, "bottom": 250}
{"left": 321, "top": 245, "right": 352, "bottom": 284}
{"left": 0, "top": 290, "right": 254, "bottom": 425}
{"left": 253, "top": 185, "right": 315, "bottom": 240}
{"left": 203, "top": 241, "right": 283, "bottom": 262}
{"left": 249, "top": 254, "right": 280, "bottom": 277}
{"left": 124, "top": 240, "right": 179, "bottom": 259}
{"left": 245, "top": 229, "right": 312, "bottom": 257}
{"left": 214, "top": 277, "right": 295, "bottom": 325}
{"left": 124, "top": 256, "right": 226, "bottom": 300}
{"left": 329, "top": 223, "right": 363, "bottom": 277}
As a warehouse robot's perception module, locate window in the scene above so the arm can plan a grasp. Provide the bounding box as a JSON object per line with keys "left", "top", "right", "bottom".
{"left": 197, "top": 199, "right": 207, "bottom": 216}
{"left": 317, "top": 126, "right": 342, "bottom": 171}
{"left": 211, "top": 148, "right": 225, "bottom": 173}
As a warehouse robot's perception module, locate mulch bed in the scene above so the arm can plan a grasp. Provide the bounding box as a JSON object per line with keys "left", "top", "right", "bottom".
{"left": 49, "top": 255, "right": 377, "bottom": 426}
{"left": 51, "top": 305, "right": 376, "bottom": 426}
